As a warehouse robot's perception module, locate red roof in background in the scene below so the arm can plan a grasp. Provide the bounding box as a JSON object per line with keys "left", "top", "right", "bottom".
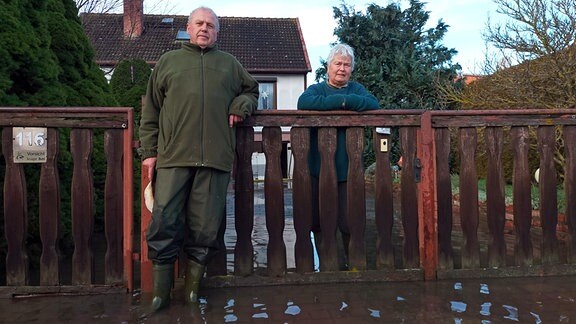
{"left": 81, "top": 13, "right": 312, "bottom": 74}
{"left": 461, "top": 74, "right": 482, "bottom": 84}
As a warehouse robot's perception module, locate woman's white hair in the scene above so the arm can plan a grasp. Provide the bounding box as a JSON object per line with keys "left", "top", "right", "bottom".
{"left": 327, "top": 43, "right": 355, "bottom": 70}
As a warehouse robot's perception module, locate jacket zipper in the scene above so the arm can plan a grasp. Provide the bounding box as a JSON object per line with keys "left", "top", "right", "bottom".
{"left": 200, "top": 49, "right": 205, "bottom": 166}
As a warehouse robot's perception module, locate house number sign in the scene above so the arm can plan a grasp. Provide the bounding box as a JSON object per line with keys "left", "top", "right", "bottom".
{"left": 13, "top": 127, "right": 47, "bottom": 163}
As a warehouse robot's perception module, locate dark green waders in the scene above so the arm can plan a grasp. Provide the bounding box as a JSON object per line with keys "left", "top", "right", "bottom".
{"left": 184, "top": 259, "right": 205, "bottom": 303}
{"left": 151, "top": 263, "right": 174, "bottom": 312}
{"left": 147, "top": 167, "right": 230, "bottom": 309}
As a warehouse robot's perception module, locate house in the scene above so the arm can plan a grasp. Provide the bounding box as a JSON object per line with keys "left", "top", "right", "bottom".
{"left": 81, "top": 0, "right": 313, "bottom": 178}
{"left": 459, "top": 74, "right": 482, "bottom": 85}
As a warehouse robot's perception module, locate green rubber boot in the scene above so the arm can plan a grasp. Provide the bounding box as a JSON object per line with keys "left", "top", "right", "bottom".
{"left": 151, "top": 263, "right": 173, "bottom": 312}
{"left": 184, "top": 259, "right": 205, "bottom": 304}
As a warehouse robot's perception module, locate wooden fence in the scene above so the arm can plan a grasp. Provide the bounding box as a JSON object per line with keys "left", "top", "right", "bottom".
{"left": 0, "top": 107, "right": 134, "bottom": 297}
{"left": 140, "top": 109, "right": 576, "bottom": 291}
{"left": 430, "top": 110, "right": 576, "bottom": 279}
{"left": 1, "top": 108, "right": 575, "bottom": 296}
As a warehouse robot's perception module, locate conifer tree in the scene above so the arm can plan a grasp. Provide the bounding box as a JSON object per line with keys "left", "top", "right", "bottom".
{"left": 0, "top": 0, "right": 113, "bottom": 105}
{"left": 0, "top": 0, "right": 116, "bottom": 257}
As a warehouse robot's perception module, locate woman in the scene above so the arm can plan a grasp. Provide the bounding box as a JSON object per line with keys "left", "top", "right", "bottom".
{"left": 297, "top": 43, "right": 380, "bottom": 269}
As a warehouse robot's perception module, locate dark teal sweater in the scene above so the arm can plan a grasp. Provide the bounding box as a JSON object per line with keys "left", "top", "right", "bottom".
{"left": 297, "top": 81, "right": 380, "bottom": 181}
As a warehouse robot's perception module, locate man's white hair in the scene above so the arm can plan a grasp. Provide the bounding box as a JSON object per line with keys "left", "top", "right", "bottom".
{"left": 188, "top": 6, "right": 220, "bottom": 32}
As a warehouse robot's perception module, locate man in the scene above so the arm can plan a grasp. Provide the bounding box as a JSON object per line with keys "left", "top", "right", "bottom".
{"left": 297, "top": 43, "right": 380, "bottom": 269}
{"left": 139, "top": 6, "right": 259, "bottom": 311}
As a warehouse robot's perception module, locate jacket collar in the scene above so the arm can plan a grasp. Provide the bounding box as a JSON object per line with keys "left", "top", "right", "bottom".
{"left": 182, "top": 43, "right": 217, "bottom": 53}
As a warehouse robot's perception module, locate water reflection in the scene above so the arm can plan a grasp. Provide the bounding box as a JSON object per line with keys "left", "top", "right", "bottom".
{"left": 188, "top": 277, "right": 575, "bottom": 323}
{"left": 223, "top": 313, "right": 237, "bottom": 322}
{"left": 480, "top": 283, "right": 490, "bottom": 294}
{"left": 252, "top": 300, "right": 268, "bottom": 319}
{"left": 503, "top": 304, "right": 519, "bottom": 321}
{"left": 284, "top": 301, "right": 301, "bottom": 315}
{"left": 368, "top": 308, "right": 381, "bottom": 318}
{"left": 3, "top": 276, "right": 576, "bottom": 323}
{"left": 454, "top": 282, "right": 462, "bottom": 290}
{"left": 251, "top": 312, "right": 268, "bottom": 319}
{"left": 480, "top": 301, "right": 492, "bottom": 316}
{"left": 450, "top": 301, "right": 467, "bottom": 313}
{"left": 531, "top": 311, "right": 543, "bottom": 323}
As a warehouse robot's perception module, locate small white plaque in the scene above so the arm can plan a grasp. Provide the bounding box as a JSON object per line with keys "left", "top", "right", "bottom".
{"left": 13, "top": 127, "right": 47, "bottom": 163}
{"left": 376, "top": 127, "right": 391, "bottom": 135}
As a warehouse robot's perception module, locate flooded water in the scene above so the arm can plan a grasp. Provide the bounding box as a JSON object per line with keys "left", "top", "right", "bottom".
{"left": 3, "top": 275, "right": 576, "bottom": 323}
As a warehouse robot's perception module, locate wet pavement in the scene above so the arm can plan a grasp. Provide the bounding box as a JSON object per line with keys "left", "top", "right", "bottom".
{"left": 2, "top": 275, "right": 576, "bottom": 323}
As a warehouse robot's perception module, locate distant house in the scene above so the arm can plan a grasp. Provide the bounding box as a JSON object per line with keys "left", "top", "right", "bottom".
{"left": 81, "top": 0, "right": 311, "bottom": 178}
{"left": 459, "top": 74, "right": 482, "bottom": 85}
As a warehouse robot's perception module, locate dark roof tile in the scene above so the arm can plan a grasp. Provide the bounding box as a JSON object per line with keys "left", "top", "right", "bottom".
{"left": 81, "top": 13, "right": 311, "bottom": 74}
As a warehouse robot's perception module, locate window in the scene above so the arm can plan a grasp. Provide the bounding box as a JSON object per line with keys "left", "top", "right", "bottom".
{"left": 176, "top": 30, "right": 189, "bottom": 41}
{"left": 257, "top": 81, "right": 276, "bottom": 110}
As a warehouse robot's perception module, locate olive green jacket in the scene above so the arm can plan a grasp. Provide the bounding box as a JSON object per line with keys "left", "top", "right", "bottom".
{"left": 139, "top": 43, "right": 259, "bottom": 172}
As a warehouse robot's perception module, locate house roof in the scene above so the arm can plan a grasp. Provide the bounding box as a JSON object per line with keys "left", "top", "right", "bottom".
{"left": 81, "top": 13, "right": 312, "bottom": 74}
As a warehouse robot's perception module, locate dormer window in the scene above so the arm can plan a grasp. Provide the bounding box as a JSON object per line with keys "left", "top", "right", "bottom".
{"left": 176, "top": 30, "right": 190, "bottom": 41}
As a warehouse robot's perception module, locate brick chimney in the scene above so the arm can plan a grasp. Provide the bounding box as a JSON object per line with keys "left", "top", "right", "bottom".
{"left": 123, "top": 0, "right": 143, "bottom": 39}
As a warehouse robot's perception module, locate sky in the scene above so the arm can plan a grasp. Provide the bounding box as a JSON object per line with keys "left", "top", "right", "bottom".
{"left": 155, "top": 0, "right": 507, "bottom": 80}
